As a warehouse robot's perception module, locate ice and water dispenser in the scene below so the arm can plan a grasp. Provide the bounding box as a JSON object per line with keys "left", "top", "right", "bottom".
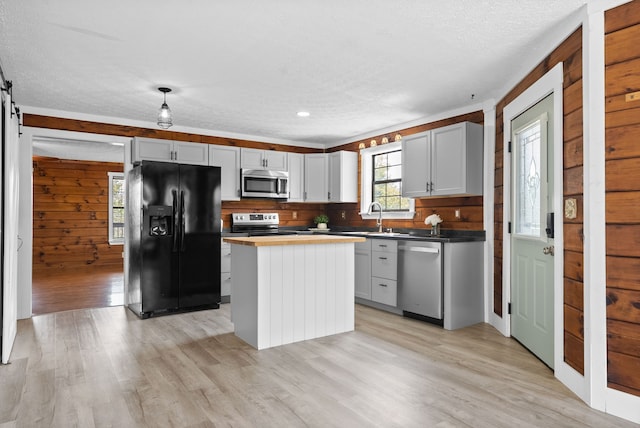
{"left": 147, "top": 205, "right": 173, "bottom": 236}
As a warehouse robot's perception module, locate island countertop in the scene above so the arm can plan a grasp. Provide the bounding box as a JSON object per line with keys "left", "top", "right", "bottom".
{"left": 223, "top": 234, "right": 366, "bottom": 247}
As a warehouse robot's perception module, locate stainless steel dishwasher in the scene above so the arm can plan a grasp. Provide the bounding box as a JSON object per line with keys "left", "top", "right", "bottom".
{"left": 397, "top": 241, "right": 443, "bottom": 323}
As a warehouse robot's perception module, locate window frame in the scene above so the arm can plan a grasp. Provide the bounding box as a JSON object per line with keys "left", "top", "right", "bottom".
{"left": 108, "top": 171, "right": 125, "bottom": 245}
{"left": 359, "top": 141, "right": 415, "bottom": 220}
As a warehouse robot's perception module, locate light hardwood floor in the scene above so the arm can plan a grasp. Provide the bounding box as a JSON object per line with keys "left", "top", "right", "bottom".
{"left": 1, "top": 304, "right": 634, "bottom": 428}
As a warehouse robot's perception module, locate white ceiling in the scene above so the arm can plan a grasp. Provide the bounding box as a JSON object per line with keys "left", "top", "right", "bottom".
{"left": 1, "top": 0, "right": 587, "bottom": 149}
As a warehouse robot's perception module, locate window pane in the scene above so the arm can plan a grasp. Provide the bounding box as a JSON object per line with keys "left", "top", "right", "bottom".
{"left": 374, "top": 167, "right": 388, "bottom": 181}
{"left": 387, "top": 165, "right": 401, "bottom": 180}
{"left": 387, "top": 151, "right": 401, "bottom": 165}
{"left": 515, "top": 121, "right": 542, "bottom": 237}
{"left": 374, "top": 153, "right": 388, "bottom": 168}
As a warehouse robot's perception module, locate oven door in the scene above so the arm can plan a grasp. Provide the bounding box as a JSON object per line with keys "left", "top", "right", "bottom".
{"left": 241, "top": 169, "right": 289, "bottom": 199}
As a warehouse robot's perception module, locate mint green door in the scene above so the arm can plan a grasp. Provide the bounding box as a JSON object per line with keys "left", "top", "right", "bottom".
{"left": 510, "top": 94, "right": 555, "bottom": 368}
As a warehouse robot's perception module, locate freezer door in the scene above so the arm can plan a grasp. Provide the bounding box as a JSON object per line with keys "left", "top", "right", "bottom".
{"left": 140, "top": 161, "right": 180, "bottom": 313}
{"left": 178, "top": 164, "right": 222, "bottom": 308}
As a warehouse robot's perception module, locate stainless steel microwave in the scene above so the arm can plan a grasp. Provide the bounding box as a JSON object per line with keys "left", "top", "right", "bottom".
{"left": 241, "top": 169, "right": 289, "bottom": 199}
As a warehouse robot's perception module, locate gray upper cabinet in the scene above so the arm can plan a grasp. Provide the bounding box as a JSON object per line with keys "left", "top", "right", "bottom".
{"left": 328, "top": 151, "right": 358, "bottom": 203}
{"left": 402, "top": 122, "right": 483, "bottom": 198}
{"left": 287, "top": 152, "right": 305, "bottom": 202}
{"left": 209, "top": 145, "right": 241, "bottom": 201}
{"left": 240, "top": 148, "right": 288, "bottom": 171}
{"left": 304, "top": 153, "right": 329, "bottom": 202}
{"left": 132, "top": 137, "right": 209, "bottom": 166}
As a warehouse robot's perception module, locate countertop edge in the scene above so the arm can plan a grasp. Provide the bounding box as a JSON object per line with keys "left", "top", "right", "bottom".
{"left": 223, "top": 235, "right": 367, "bottom": 247}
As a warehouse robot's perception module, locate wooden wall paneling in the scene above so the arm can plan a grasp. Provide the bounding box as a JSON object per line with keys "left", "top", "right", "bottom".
{"left": 607, "top": 255, "right": 640, "bottom": 291}
{"left": 564, "top": 331, "right": 585, "bottom": 374}
{"left": 564, "top": 250, "right": 584, "bottom": 282}
{"left": 605, "top": 1, "right": 640, "bottom": 396}
{"left": 564, "top": 277, "right": 584, "bottom": 310}
{"left": 32, "top": 157, "right": 124, "bottom": 272}
{"left": 607, "top": 288, "right": 640, "bottom": 323}
{"left": 605, "top": 124, "right": 640, "bottom": 160}
{"left": 564, "top": 304, "right": 584, "bottom": 339}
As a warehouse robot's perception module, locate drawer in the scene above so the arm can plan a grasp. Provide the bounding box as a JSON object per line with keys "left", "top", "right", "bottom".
{"left": 372, "top": 251, "right": 397, "bottom": 280}
{"left": 371, "top": 239, "right": 397, "bottom": 253}
{"left": 221, "top": 272, "right": 232, "bottom": 296}
{"left": 371, "top": 277, "right": 397, "bottom": 306}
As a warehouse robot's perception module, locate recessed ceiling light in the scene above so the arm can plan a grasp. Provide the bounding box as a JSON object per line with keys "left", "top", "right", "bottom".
{"left": 297, "top": 111, "right": 310, "bottom": 117}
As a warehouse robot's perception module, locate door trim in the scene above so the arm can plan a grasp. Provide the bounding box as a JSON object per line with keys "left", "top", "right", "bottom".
{"left": 502, "top": 64, "right": 569, "bottom": 376}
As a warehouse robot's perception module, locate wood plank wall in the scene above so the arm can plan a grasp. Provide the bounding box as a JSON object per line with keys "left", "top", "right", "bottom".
{"left": 32, "top": 157, "right": 124, "bottom": 272}
{"left": 604, "top": 0, "right": 640, "bottom": 397}
{"left": 327, "top": 111, "right": 484, "bottom": 232}
{"left": 493, "top": 28, "right": 584, "bottom": 373}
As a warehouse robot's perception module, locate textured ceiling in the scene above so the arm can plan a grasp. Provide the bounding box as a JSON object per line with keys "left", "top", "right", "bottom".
{"left": 1, "top": 0, "right": 586, "bottom": 147}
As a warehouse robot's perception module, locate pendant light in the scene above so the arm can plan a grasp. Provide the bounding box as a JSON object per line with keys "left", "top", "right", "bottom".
{"left": 157, "top": 87, "right": 173, "bottom": 129}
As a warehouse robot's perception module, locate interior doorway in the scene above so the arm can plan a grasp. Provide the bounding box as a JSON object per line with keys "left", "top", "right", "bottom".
{"left": 31, "top": 138, "right": 125, "bottom": 315}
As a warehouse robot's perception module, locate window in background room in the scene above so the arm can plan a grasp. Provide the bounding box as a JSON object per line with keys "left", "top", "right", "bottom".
{"left": 372, "top": 149, "right": 411, "bottom": 211}
{"left": 108, "top": 172, "right": 125, "bottom": 244}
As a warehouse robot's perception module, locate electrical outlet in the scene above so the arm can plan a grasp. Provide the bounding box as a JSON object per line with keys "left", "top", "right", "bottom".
{"left": 341, "top": 210, "right": 346, "bottom": 220}
{"left": 292, "top": 211, "right": 298, "bottom": 219}
{"left": 455, "top": 209, "right": 461, "bottom": 219}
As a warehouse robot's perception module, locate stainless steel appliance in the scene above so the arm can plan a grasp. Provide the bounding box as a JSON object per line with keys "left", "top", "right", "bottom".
{"left": 397, "top": 241, "right": 443, "bottom": 322}
{"left": 231, "top": 212, "right": 297, "bottom": 236}
{"left": 127, "top": 161, "right": 222, "bottom": 318}
{"left": 241, "top": 169, "right": 289, "bottom": 199}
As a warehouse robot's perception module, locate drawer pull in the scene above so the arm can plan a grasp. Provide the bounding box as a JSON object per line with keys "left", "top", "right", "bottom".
{"left": 378, "top": 257, "right": 387, "bottom": 260}
{"left": 378, "top": 244, "right": 387, "bottom": 247}
{"left": 379, "top": 283, "right": 388, "bottom": 287}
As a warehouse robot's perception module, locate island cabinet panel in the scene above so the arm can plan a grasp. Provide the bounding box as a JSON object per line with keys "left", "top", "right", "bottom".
{"left": 229, "top": 241, "right": 355, "bottom": 350}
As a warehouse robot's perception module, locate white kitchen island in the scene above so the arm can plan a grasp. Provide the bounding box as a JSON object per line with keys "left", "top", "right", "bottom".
{"left": 223, "top": 234, "right": 366, "bottom": 350}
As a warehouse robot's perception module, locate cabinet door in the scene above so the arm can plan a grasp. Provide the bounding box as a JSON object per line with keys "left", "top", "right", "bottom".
{"left": 371, "top": 251, "right": 398, "bottom": 280}
{"left": 209, "top": 146, "right": 241, "bottom": 200}
{"left": 304, "top": 154, "right": 328, "bottom": 202}
{"left": 401, "top": 132, "right": 431, "bottom": 197}
{"left": 287, "top": 153, "right": 305, "bottom": 202}
{"left": 328, "top": 151, "right": 358, "bottom": 202}
{"left": 354, "top": 240, "right": 372, "bottom": 299}
{"left": 264, "top": 151, "right": 288, "bottom": 171}
{"left": 174, "top": 141, "right": 209, "bottom": 166}
{"left": 240, "top": 148, "right": 265, "bottom": 169}
{"left": 431, "top": 123, "right": 466, "bottom": 196}
{"left": 133, "top": 137, "right": 173, "bottom": 163}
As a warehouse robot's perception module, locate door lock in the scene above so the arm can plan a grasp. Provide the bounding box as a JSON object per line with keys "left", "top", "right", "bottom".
{"left": 543, "top": 246, "right": 555, "bottom": 256}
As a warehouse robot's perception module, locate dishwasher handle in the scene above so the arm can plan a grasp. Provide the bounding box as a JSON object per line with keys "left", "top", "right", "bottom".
{"left": 398, "top": 245, "right": 439, "bottom": 254}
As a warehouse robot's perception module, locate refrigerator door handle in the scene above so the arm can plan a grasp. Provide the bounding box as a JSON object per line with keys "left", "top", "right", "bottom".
{"left": 180, "top": 190, "right": 186, "bottom": 252}
{"left": 172, "top": 189, "right": 179, "bottom": 252}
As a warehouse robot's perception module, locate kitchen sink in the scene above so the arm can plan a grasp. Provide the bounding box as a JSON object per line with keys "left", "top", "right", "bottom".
{"left": 368, "top": 232, "right": 415, "bottom": 238}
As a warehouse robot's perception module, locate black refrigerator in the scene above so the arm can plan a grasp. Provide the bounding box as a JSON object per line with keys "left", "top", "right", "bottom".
{"left": 127, "top": 161, "right": 222, "bottom": 318}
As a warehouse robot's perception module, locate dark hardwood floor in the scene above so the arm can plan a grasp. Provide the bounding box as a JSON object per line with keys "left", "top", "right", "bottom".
{"left": 31, "top": 265, "right": 124, "bottom": 315}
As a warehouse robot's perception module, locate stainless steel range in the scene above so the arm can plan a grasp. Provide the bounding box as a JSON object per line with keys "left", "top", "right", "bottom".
{"left": 231, "top": 212, "right": 298, "bottom": 236}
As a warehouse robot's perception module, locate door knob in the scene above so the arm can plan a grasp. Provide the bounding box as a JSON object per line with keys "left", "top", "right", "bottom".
{"left": 543, "top": 246, "right": 555, "bottom": 256}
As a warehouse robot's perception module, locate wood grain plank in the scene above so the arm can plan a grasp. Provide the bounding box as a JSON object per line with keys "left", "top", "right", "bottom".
{"left": 606, "top": 0, "right": 640, "bottom": 33}
{"left": 605, "top": 158, "right": 640, "bottom": 192}
{"left": 605, "top": 57, "right": 640, "bottom": 97}
{"left": 564, "top": 250, "right": 584, "bottom": 282}
{"left": 564, "top": 166, "right": 583, "bottom": 196}
{"left": 606, "top": 225, "right": 640, "bottom": 257}
{"left": 564, "top": 223, "right": 584, "bottom": 253}
{"left": 608, "top": 350, "right": 640, "bottom": 392}
{"left": 605, "top": 123, "right": 640, "bottom": 160}
{"left": 607, "top": 255, "right": 640, "bottom": 291}
{"left": 608, "top": 318, "right": 640, "bottom": 357}
{"left": 607, "top": 287, "right": 640, "bottom": 323}
{"left": 564, "top": 304, "right": 584, "bottom": 339}
{"left": 564, "top": 277, "right": 584, "bottom": 311}
{"left": 606, "top": 106, "right": 640, "bottom": 129}
{"left": 564, "top": 331, "right": 585, "bottom": 375}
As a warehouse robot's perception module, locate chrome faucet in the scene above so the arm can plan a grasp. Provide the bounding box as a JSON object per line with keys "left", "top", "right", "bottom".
{"left": 367, "top": 201, "right": 383, "bottom": 233}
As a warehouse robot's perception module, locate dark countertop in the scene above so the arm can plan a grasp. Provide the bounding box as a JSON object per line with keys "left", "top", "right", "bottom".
{"left": 222, "top": 228, "right": 485, "bottom": 243}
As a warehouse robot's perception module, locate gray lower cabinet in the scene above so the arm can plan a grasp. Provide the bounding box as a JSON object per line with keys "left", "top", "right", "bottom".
{"left": 354, "top": 239, "right": 372, "bottom": 299}
{"left": 370, "top": 239, "right": 398, "bottom": 307}
{"left": 221, "top": 241, "right": 231, "bottom": 303}
{"left": 354, "top": 237, "right": 484, "bottom": 330}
